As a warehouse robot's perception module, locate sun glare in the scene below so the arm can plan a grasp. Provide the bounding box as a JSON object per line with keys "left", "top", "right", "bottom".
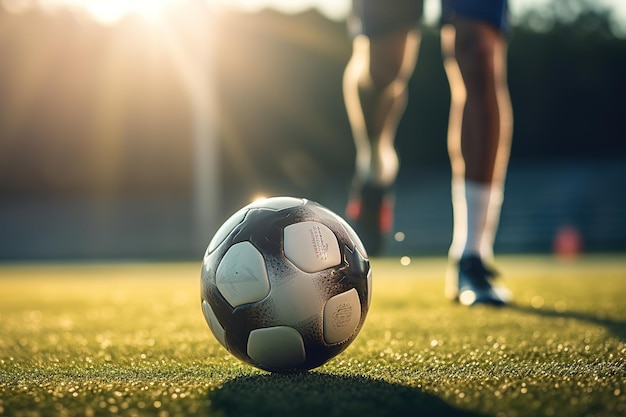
{"left": 83, "top": 1, "right": 129, "bottom": 25}
{"left": 81, "top": 0, "right": 185, "bottom": 24}
{"left": 0, "top": 0, "right": 190, "bottom": 25}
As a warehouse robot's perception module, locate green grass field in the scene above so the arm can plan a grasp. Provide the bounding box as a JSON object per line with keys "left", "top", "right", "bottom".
{"left": 1, "top": 255, "right": 625, "bottom": 417}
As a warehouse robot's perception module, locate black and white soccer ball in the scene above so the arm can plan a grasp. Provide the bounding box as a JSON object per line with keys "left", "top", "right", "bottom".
{"left": 200, "top": 196, "right": 372, "bottom": 372}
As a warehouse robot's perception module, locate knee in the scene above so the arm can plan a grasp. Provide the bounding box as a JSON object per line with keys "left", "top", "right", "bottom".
{"left": 368, "top": 58, "right": 405, "bottom": 89}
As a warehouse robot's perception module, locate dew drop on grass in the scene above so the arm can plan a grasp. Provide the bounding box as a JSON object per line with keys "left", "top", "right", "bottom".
{"left": 531, "top": 296, "right": 544, "bottom": 309}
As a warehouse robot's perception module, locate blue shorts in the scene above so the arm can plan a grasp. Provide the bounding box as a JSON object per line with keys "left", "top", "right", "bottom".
{"left": 349, "top": 0, "right": 509, "bottom": 37}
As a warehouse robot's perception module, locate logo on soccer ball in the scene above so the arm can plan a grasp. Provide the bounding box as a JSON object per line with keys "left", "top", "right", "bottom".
{"left": 200, "top": 196, "right": 372, "bottom": 372}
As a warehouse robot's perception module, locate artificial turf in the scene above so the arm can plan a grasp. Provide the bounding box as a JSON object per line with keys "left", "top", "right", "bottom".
{"left": 0, "top": 255, "right": 624, "bottom": 417}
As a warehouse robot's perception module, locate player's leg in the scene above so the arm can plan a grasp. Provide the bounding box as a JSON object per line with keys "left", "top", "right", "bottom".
{"left": 441, "top": 0, "right": 513, "bottom": 305}
{"left": 344, "top": 0, "right": 422, "bottom": 255}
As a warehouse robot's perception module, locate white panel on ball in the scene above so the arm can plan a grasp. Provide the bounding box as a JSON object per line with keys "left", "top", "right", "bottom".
{"left": 201, "top": 300, "right": 226, "bottom": 347}
{"left": 208, "top": 209, "right": 248, "bottom": 253}
{"left": 270, "top": 270, "right": 323, "bottom": 324}
{"left": 284, "top": 221, "right": 341, "bottom": 273}
{"left": 247, "top": 326, "right": 306, "bottom": 369}
{"left": 216, "top": 242, "right": 270, "bottom": 307}
{"left": 323, "top": 288, "right": 361, "bottom": 344}
{"left": 367, "top": 268, "right": 373, "bottom": 307}
{"left": 341, "top": 222, "right": 368, "bottom": 259}
{"left": 247, "top": 196, "right": 303, "bottom": 210}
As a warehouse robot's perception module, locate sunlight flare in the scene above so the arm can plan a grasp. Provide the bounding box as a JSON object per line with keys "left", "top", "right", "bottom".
{"left": 82, "top": 0, "right": 184, "bottom": 24}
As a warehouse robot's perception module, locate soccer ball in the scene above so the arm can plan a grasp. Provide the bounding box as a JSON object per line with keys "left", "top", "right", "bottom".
{"left": 200, "top": 196, "right": 372, "bottom": 372}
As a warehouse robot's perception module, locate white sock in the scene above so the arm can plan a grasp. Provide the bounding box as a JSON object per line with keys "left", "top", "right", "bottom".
{"left": 480, "top": 186, "right": 503, "bottom": 261}
{"left": 356, "top": 137, "right": 398, "bottom": 187}
{"left": 449, "top": 179, "right": 467, "bottom": 260}
{"left": 449, "top": 179, "right": 496, "bottom": 260}
{"left": 371, "top": 140, "right": 399, "bottom": 186}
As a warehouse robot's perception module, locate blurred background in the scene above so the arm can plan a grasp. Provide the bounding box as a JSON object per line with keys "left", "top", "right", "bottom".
{"left": 1, "top": 0, "right": 625, "bottom": 261}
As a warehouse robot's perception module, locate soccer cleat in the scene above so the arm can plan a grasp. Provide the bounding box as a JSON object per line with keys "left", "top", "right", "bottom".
{"left": 345, "top": 181, "right": 394, "bottom": 256}
{"left": 445, "top": 255, "right": 512, "bottom": 306}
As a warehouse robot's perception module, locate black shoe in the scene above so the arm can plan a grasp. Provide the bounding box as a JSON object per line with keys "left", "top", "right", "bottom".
{"left": 445, "top": 255, "right": 512, "bottom": 306}
{"left": 345, "top": 181, "right": 394, "bottom": 256}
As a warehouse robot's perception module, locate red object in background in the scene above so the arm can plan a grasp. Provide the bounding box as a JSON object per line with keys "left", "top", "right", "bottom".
{"left": 553, "top": 224, "right": 583, "bottom": 260}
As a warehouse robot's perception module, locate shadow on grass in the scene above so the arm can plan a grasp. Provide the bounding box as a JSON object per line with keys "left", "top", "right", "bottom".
{"left": 508, "top": 304, "right": 626, "bottom": 341}
{"left": 207, "top": 372, "right": 488, "bottom": 417}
